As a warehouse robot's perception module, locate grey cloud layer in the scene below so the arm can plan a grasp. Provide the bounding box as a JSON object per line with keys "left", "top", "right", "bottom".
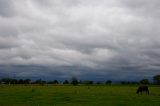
{"left": 0, "top": 0, "right": 160, "bottom": 80}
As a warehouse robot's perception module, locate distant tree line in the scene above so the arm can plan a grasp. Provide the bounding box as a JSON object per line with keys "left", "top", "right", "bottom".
{"left": 0, "top": 78, "right": 31, "bottom": 84}
{"left": 153, "top": 75, "right": 160, "bottom": 85}
{"left": 0, "top": 74, "right": 160, "bottom": 85}
{"left": 0, "top": 78, "right": 60, "bottom": 85}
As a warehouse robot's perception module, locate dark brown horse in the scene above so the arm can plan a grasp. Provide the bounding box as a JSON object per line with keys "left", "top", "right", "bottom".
{"left": 136, "top": 85, "right": 149, "bottom": 94}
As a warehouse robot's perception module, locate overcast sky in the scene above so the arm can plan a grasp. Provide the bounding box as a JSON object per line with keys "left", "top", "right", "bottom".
{"left": 0, "top": 0, "right": 160, "bottom": 81}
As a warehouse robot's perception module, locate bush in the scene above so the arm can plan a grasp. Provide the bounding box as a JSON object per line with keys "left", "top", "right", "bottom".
{"left": 71, "top": 77, "right": 78, "bottom": 86}
{"left": 139, "top": 79, "right": 150, "bottom": 84}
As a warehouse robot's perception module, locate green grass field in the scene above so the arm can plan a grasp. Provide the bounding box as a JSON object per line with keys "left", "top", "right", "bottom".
{"left": 0, "top": 85, "right": 160, "bottom": 106}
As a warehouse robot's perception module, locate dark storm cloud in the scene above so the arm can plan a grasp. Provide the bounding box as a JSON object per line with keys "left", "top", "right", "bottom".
{"left": 0, "top": 0, "right": 15, "bottom": 17}
{"left": 0, "top": 0, "right": 160, "bottom": 80}
{"left": 121, "top": 0, "right": 160, "bottom": 18}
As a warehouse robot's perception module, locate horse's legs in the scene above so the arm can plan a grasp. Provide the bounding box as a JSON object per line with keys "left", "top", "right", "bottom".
{"left": 146, "top": 90, "right": 149, "bottom": 94}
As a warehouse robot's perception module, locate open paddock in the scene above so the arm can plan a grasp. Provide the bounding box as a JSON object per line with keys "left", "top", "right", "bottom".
{"left": 0, "top": 85, "right": 160, "bottom": 106}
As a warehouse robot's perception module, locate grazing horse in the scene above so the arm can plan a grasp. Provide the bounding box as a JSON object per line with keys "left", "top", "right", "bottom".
{"left": 136, "top": 85, "right": 149, "bottom": 94}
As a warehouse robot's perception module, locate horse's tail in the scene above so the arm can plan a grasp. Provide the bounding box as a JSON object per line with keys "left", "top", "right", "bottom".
{"left": 136, "top": 89, "right": 139, "bottom": 94}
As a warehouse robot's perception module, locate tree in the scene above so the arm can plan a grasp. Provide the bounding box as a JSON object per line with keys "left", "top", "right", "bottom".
{"left": 24, "top": 79, "right": 31, "bottom": 84}
{"left": 105, "top": 80, "right": 112, "bottom": 85}
{"left": 47, "top": 81, "right": 54, "bottom": 84}
{"left": 34, "top": 79, "right": 46, "bottom": 85}
{"left": 139, "top": 79, "right": 150, "bottom": 84}
{"left": 153, "top": 75, "right": 160, "bottom": 85}
{"left": 96, "top": 81, "right": 102, "bottom": 85}
{"left": 1, "top": 78, "right": 18, "bottom": 84}
{"left": 121, "top": 81, "right": 126, "bottom": 85}
{"left": 53, "top": 80, "right": 59, "bottom": 84}
{"left": 18, "top": 79, "right": 24, "bottom": 84}
{"left": 83, "top": 80, "right": 93, "bottom": 85}
{"left": 63, "top": 80, "right": 69, "bottom": 84}
{"left": 71, "top": 77, "right": 78, "bottom": 86}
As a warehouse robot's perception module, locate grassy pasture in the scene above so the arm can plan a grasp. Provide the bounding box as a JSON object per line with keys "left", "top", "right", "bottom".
{"left": 0, "top": 85, "right": 160, "bottom": 106}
